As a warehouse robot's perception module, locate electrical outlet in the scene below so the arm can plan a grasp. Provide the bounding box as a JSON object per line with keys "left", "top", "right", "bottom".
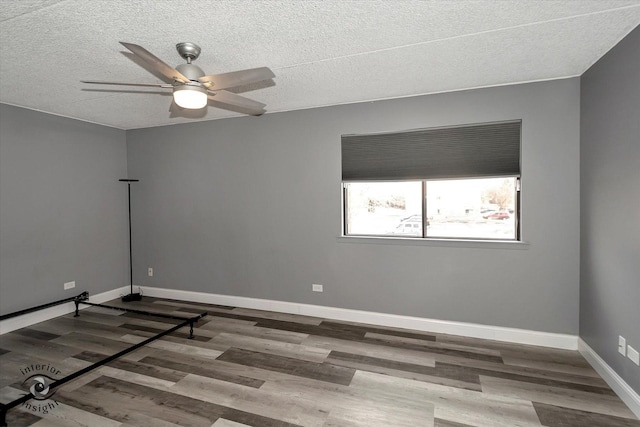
{"left": 628, "top": 345, "right": 640, "bottom": 366}
{"left": 312, "top": 284, "right": 323, "bottom": 292}
{"left": 619, "top": 336, "right": 626, "bottom": 356}
{"left": 64, "top": 281, "right": 75, "bottom": 290}
{"left": 148, "top": 267, "right": 153, "bottom": 277}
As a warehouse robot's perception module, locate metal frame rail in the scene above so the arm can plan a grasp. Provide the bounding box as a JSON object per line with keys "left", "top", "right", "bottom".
{"left": 0, "top": 292, "right": 90, "bottom": 321}
{"left": 0, "top": 292, "right": 207, "bottom": 426}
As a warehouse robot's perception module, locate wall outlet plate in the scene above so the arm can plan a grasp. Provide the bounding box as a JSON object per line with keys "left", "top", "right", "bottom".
{"left": 628, "top": 345, "right": 640, "bottom": 366}
{"left": 618, "top": 336, "right": 626, "bottom": 356}
{"left": 148, "top": 267, "right": 153, "bottom": 277}
{"left": 64, "top": 281, "right": 76, "bottom": 290}
{"left": 312, "top": 284, "right": 323, "bottom": 292}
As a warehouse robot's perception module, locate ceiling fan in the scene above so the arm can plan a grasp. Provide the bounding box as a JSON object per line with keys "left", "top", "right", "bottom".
{"left": 83, "top": 42, "right": 275, "bottom": 116}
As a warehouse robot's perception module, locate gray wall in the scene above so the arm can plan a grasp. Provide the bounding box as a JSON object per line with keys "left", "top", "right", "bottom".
{"left": 580, "top": 27, "right": 640, "bottom": 392}
{"left": 0, "top": 104, "right": 129, "bottom": 313}
{"left": 127, "top": 78, "right": 581, "bottom": 334}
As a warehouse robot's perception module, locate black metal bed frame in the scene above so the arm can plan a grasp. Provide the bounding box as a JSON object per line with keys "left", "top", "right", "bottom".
{"left": 0, "top": 291, "right": 207, "bottom": 426}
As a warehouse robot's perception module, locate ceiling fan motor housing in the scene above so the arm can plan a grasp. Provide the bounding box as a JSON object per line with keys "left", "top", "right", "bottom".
{"left": 175, "top": 63, "right": 205, "bottom": 81}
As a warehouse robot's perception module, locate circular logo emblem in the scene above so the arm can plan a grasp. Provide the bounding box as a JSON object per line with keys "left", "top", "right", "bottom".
{"left": 23, "top": 375, "right": 56, "bottom": 400}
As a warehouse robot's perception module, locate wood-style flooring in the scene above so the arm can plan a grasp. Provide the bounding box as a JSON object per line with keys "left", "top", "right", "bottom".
{"left": 1, "top": 297, "right": 638, "bottom": 426}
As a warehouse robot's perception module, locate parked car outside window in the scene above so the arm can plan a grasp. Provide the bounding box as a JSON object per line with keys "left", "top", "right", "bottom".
{"left": 483, "top": 211, "right": 510, "bottom": 220}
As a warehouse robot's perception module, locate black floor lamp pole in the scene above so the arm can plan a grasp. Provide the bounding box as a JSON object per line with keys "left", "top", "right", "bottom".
{"left": 119, "top": 179, "right": 141, "bottom": 302}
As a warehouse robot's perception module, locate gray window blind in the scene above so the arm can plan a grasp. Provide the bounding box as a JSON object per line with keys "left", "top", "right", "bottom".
{"left": 341, "top": 120, "right": 521, "bottom": 181}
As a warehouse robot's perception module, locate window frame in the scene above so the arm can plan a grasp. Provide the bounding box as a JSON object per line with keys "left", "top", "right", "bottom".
{"left": 342, "top": 176, "right": 521, "bottom": 242}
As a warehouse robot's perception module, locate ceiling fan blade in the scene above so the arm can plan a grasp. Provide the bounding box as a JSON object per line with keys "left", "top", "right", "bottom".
{"left": 208, "top": 90, "right": 266, "bottom": 116}
{"left": 82, "top": 80, "right": 173, "bottom": 88}
{"left": 198, "top": 67, "right": 275, "bottom": 90}
{"left": 120, "top": 42, "right": 189, "bottom": 83}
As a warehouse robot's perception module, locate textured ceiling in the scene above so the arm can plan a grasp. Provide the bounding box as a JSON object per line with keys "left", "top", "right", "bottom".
{"left": 1, "top": 0, "right": 639, "bottom": 130}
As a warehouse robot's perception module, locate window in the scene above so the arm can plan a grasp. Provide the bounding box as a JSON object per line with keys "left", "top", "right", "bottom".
{"left": 344, "top": 177, "right": 518, "bottom": 239}
{"left": 342, "top": 121, "right": 521, "bottom": 241}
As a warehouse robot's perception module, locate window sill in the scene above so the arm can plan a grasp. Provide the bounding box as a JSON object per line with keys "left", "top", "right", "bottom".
{"left": 336, "top": 235, "right": 530, "bottom": 250}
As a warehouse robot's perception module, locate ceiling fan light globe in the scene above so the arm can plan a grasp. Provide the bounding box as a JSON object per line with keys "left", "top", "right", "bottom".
{"left": 173, "top": 85, "right": 208, "bottom": 109}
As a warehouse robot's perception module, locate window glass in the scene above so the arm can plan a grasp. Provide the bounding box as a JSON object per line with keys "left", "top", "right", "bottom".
{"left": 345, "top": 182, "right": 422, "bottom": 236}
{"left": 426, "top": 178, "right": 516, "bottom": 239}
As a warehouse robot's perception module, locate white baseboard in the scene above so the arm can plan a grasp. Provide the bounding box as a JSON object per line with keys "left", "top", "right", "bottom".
{"left": 0, "top": 286, "right": 129, "bottom": 335}
{"left": 0, "top": 284, "right": 578, "bottom": 350}
{"left": 141, "top": 286, "right": 578, "bottom": 350}
{"left": 579, "top": 339, "right": 640, "bottom": 418}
